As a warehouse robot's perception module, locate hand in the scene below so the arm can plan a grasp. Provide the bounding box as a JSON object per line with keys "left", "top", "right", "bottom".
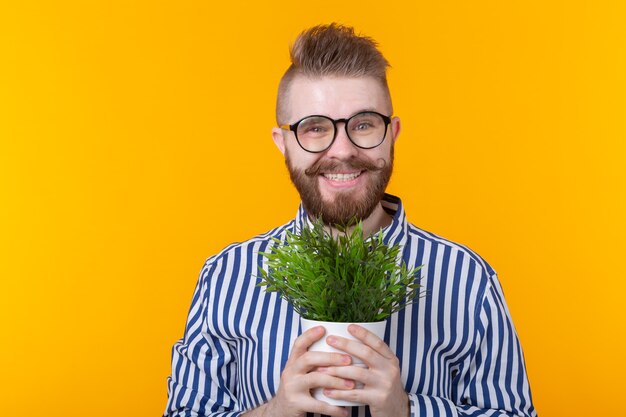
{"left": 259, "top": 325, "right": 356, "bottom": 417}
{"left": 318, "top": 324, "right": 409, "bottom": 417}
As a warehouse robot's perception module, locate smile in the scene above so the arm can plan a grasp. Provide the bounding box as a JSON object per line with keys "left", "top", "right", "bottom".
{"left": 322, "top": 172, "right": 362, "bottom": 181}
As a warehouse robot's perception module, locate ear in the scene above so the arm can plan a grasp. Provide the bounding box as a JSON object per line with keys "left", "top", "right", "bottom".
{"left": 272, "top": 127, "right": 286, "bottom": 155}
{"left": 390, "top": 116, "right": 401, "bottom": 144}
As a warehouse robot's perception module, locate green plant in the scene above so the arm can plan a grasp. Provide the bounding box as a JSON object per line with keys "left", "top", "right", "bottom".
{"left": 258, "top": 218, "right": 423, "bottom": 322}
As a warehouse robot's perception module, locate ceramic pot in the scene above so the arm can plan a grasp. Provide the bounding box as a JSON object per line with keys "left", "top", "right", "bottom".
{"left": 300, "top": 318, "right": 387, "bottom": 407}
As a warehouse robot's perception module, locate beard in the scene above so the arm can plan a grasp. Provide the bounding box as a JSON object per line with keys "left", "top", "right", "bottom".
{"left": 286, "top": 148, "right": 394, "bottom": 226}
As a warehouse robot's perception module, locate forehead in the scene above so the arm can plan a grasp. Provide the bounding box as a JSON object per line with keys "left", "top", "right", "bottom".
{"left": 285, "top": 75, "right": 390, "bottom": 121}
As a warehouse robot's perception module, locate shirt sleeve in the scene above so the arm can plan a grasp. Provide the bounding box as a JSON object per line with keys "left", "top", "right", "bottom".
{"left": 408, "top": 275, "right": 537, "bottom": 417}
{"left": 163, "top": 262, "right": 243, "bottom": 417}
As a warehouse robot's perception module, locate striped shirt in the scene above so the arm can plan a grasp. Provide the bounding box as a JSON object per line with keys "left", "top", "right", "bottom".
{"left": 164, "top": 194, "right": 537, "bottom": 417}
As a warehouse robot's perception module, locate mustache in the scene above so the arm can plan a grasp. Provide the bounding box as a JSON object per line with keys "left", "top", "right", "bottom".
{"left": 304, "top": 157, "right": 387, "bottom": 177}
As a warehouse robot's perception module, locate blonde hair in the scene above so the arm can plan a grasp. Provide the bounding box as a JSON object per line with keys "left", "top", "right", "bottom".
{"left": 276, "top": 23, "right": 392, "bottom": 124}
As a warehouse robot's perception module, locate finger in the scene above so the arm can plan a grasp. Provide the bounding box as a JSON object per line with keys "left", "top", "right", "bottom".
{"left": 348, "top": 324, "right": 395, "bottom": 359}
{"left": 318, "top": 364, "right": 369, "bottom": 386}
{"left": 288, "top": 325, "right": 325, "bottom": 360}
{"left": 323, "top": 387, "right": 365, "bottom": 406}
{"left": 289, "top": 351, "right": 352, "bottom": 375}
{"left": 325, "top": 335, "right": 381, "bottom": 367}
{"left": 304, "top": 371, "right": 357, "bottom": 390}
{"left": 282, "top": 369, "right": 354, "bottom": 396}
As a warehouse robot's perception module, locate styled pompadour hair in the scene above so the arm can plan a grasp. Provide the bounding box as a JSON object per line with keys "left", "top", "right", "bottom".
{"left": 276, "top": 23, "right": 392, "bottom": 124}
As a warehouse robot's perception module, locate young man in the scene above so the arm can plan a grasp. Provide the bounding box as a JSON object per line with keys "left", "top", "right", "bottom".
{"left": 164, "top": 24, "right": 537, "bottom": 417}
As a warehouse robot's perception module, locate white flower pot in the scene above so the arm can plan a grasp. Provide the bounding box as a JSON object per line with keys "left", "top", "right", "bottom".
{"left": 300, "top": 318, "right": 387, "bottom": 407}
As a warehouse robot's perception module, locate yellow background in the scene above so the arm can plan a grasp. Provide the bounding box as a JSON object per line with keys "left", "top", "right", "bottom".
{"left": 1, "top": 1, "right": 624, "bottom": 415}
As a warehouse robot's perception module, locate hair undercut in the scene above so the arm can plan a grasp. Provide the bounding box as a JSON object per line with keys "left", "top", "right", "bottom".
{"left": 276, "top": 23, "right": 392, "bottom": 125}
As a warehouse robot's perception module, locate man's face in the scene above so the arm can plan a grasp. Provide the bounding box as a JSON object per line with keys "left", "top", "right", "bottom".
{"left": 272, "top": 76, "right": 400, "bottom": 225}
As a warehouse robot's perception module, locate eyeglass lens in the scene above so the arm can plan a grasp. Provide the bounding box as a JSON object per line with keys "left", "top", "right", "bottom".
{"left": 296, "top": 112, "right": 387, "bottom": 152}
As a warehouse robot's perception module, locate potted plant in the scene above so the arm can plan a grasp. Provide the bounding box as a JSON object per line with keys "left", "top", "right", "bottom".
{"left": 258, "top": 217, "right": 423, "bottom": 406}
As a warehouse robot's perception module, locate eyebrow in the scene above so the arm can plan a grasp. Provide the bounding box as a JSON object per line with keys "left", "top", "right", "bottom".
{"left": 306, "top": 108, "right": 384, "bottom": 119}
{"left": 356, "top": 107, "right": 380, "bottom": 114}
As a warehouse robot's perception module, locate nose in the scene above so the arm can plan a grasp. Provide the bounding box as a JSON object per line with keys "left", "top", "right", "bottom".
{"left": 325, "top": 123, "right": 359, "bottom": 159}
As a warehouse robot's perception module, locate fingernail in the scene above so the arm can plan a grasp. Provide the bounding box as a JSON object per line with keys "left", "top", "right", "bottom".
{"left": 348, "top": 324, "right": 360, "bottom": 334}
{"left": 327, "top": 336, "right": 336, "bottom": 345}
{"left": 344, "top": 379, "right": 354, "bottom": 388}
{"left": 342, "top": 355, "right": 351, "bottom": 364}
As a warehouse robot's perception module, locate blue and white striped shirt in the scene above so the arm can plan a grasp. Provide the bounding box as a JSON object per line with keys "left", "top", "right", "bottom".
{"left": 164, "top": 194, "right": 536, "bottom": 417}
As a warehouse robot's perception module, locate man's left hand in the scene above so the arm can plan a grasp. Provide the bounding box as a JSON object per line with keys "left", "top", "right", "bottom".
{"left": 317, "top": 324, "right": 410, "bottom": 417}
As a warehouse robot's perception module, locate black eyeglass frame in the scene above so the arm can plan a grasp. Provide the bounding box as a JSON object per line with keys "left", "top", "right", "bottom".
{"left": 280, "top": 111, "right": 393, "bottom": 153}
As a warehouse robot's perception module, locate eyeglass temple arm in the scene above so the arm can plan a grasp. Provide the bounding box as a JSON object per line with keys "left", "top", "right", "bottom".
{"left": 279, "top": 124, "right": 296, "bottom": 132}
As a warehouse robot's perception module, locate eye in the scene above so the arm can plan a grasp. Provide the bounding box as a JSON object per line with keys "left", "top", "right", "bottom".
{"left": 350, "top": 115, "right": 379, "bottom": 132}
{"left": 354, "top": 121, "right": 374, "bottom": 131}
{"left": 305, "top": 125, "right": 328, "bottom": 134}
{"left": 298, "top": 117, "right": 333, "bottom": 137}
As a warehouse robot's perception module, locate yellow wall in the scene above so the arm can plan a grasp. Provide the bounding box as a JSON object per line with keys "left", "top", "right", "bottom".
{"left": 1, "top": 1, "right": 624, "bottom": 415}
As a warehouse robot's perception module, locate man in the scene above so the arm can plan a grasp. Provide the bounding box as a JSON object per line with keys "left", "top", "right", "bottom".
{"left": 164, "top": 24, "right": 537, "bottom": 417}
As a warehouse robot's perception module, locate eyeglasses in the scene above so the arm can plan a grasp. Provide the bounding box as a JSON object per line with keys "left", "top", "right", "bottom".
{"left": 280, "top": 111, "right": 392, "bottom": 153}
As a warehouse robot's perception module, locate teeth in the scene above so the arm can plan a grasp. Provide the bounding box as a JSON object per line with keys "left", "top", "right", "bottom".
{"left": 323, "top": 172, "right": 361, "bottom": 181}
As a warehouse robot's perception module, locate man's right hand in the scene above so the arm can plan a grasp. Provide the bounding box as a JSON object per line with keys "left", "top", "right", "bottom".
{"left": 244, "top": 325, "right": 354, "bottom": 417}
